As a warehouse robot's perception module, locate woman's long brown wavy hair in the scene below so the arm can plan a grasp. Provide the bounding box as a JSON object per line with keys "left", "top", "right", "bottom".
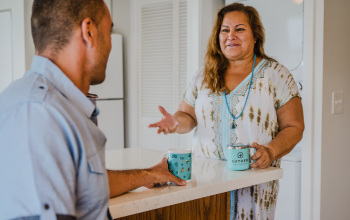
{"left": 202, "top": 3, "right": 275, "bottom": 94}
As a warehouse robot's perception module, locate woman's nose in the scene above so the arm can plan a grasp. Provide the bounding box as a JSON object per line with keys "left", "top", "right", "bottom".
{"left": 228, "top": 30, "right": 236, "bottom": 40}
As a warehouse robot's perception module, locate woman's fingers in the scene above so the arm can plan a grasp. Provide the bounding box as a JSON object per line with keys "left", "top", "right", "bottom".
{"left": 151, "top": 121, "right": 177, "bottom": 134}
{"left": 148, "top": 122, "right": 161, "bottom": 128}
{"left": 250, "top": 144, "right": 273, "bottom": 168}
{"left": 148, "top": 106, "right": 178, "bottom": 134}
{"left": 148, "top": 106, "right": 170, "bottom": 129}
{"left": 251, "top": 156, "right": 268, "bottom": 168}
{"left": 258, "top": 157, "right": 269, "bottom": 168}
{"left": 251, "top": 142, "right": 262, "bottom": 151}
{"left": 158, "top": 106, "right": 170, "bottom": 117}
{"left": 151, "top": 122, "right": 168, "bottom": 132}
{"left": 157, "top": 128, "right": 165, "bottom": 134}
{"left": 157, "top": 127, "right": 170, "bottom": 134}
{"left": 251, "top": 149, "right": 262, "bottom": 160}
{"left": 261, "top": 159, "right": 271, "bottom": 168}
{"left": 251, "top": 156, "right": 265, "bottom": 168}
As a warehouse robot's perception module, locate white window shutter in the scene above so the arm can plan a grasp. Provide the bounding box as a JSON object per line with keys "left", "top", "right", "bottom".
{"left": 140, "top": 1, "right": 174, "bottom": 117}
{"left": 179, "top": 0, "right": 187, "bottom": 104}
{"left": 138, "top": 0, "right": 189, "bottom": 150}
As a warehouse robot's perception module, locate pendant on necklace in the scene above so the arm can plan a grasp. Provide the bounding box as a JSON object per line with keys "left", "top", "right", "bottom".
{"left": 232, "top": 122, "right": 236, "bottom": 129}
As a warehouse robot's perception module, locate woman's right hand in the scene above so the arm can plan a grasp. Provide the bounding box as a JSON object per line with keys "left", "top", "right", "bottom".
{"left": 148, "top": 106, "right": 179, "bottom": 135}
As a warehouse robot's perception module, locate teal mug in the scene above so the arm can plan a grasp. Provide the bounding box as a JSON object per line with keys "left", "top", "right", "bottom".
{"left": 163, "top": 148, "right": 192, "bottom": 182}
{"left": 226, "top": 144, "right": 256, "bottom": 171}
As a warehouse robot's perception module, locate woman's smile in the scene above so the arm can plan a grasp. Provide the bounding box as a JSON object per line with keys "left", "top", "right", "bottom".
{"left": 226, "top": 43, "right": 241, "bottom": 48}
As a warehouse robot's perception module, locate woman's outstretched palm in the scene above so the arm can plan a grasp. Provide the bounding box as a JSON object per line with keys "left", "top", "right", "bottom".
{"left": 148, "top": 106, "right": 178, "bottom": 135}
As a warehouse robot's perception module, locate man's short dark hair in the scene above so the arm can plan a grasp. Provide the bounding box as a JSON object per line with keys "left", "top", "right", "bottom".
{"left": 31, "top": 0, "right": 105, "bottom": 55}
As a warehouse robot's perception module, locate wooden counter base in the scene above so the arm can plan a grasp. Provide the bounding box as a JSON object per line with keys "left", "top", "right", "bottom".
{"left": 116, "top": 192, "right": 230, "bottom": 220}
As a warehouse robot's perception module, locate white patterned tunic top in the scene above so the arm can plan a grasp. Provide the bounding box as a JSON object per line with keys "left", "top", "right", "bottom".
{"left": 184, "top": 59, "right": 300, "bottom": 220}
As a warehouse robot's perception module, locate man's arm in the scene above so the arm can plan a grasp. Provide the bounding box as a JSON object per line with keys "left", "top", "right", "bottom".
{"left": 107, "top": 158, "right": 187, "bottom": 198}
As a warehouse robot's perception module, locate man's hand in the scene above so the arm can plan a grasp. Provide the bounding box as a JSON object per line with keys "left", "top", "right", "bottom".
{"left": 144, "top": 157, "right": 187, "bottom": 188}
{"left": 250, "top": 142, "right": 275, "bottom": 169}
{"left": 108, "top": 158, "right": 187, "bottom": 198}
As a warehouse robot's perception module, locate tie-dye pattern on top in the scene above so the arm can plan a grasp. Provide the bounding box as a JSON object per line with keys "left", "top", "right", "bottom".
{"left": 183, "top": 59, "right": 300, "bottom": 220}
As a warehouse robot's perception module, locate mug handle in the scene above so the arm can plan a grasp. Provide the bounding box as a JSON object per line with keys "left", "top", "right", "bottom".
{"left": 249, "top": 147, "right": 256, "bottom": 165}
{"left": 162, "top": 152, "right": 168, "bottom": 159}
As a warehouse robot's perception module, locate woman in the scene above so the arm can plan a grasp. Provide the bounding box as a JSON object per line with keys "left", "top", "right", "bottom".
{"left": 149, "top": 3, "right": 304, "bottom": 220}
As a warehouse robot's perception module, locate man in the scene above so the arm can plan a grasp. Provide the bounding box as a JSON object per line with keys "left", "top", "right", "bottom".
{"left": 0, "top": 0, "right": 186, "bottom": 219}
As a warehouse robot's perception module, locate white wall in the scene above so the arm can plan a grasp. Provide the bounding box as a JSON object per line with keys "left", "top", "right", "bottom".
{"left": 301, "top": 0, "right": 323, "bottom": 218}
{"left": 198, "top": 0, "right": 225, "bottom": 67}
{"left": 320, "top": 0, "right": 350, "bottom": 219}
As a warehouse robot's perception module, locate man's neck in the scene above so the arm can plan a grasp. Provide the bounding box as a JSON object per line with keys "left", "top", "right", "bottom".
{"left": 38, "top": 47, "right": 90, "bottom": 95}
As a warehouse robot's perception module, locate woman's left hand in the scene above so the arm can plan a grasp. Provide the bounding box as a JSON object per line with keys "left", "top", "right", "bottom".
{"left": 250, "top": 142, "right": 275, "bottom": 169}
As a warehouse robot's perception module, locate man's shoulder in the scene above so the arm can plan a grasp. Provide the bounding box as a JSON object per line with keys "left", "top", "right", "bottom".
{"left": 0, "top": 71, "right": 54, "bottom": 112}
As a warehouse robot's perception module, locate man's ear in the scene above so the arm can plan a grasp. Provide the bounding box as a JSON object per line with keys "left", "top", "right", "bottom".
{"left": 81, "top": 18, "right": 97, "bottom": 48}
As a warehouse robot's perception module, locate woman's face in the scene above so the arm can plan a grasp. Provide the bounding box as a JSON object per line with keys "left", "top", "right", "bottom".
{"left": 219, "top": 11, "right": 256, "bottom": 62}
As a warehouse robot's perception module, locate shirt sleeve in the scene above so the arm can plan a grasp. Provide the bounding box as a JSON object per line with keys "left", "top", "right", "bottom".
{"left": 273, "top": 63, "right": 301, "bottom": 110}
{"left": 0, "top": 103, "right": 78, "bottom": 219}
{"left": 183, "top": 67, "right": 204, "bottom": 107}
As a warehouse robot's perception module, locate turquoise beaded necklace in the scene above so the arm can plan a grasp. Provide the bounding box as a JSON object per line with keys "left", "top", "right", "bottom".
{"left": 224, "top": 54, "right": 256, "bottom": 129}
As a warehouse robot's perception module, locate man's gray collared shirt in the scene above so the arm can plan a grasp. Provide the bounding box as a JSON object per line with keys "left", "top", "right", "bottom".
{"left": 0, "top": 56, "right": 111, "bottom": 220}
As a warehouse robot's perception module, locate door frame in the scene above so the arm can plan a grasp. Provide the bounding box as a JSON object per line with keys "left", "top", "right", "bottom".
{"left": 301, "top": 0, "right": 324, "bottom": 219}
{"left": 0, "top": 0, "right": 26, "bottom": 80}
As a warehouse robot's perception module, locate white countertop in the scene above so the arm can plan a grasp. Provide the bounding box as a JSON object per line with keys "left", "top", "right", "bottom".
{"left": 106, "top": 148, "right": 283, "bottom": 219}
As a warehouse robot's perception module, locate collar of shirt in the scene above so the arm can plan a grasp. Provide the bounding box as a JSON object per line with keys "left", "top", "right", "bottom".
{"left": 29, "top": 55, "right": 96, "bottom": 119}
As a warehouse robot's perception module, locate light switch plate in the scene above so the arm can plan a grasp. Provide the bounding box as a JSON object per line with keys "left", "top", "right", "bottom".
{"left": 332, "top": 92, "right": 344, "bottom": 114}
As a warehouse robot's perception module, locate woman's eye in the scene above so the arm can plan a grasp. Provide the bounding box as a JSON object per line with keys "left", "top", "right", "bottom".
{"left": 221, "top": 29, "right": 229, "bottom": 32}
{"left": 236, "top": 28, "right": 245, "bottom": 32}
